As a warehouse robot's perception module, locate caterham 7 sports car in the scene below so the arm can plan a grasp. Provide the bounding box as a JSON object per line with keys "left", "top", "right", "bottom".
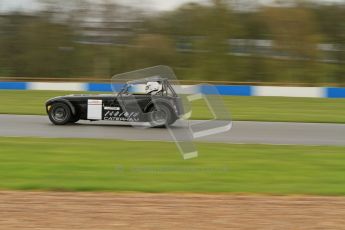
{"left": 45, "top": 77, "right": 184, "bottom": 127}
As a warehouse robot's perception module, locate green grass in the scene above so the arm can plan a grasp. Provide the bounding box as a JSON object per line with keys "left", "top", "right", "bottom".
{"left": 1, "top": 137, "right": 345, "bottom": 195}
{"left": 1, "top": 90, "right": 345, "bottom": 123}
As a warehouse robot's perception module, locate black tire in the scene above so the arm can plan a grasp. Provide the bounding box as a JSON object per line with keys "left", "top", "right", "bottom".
{"left": 69, "top": 113, "right": 80, "bottom": 123}
{"left": 48, "top": 103, "right": 72, "bottom": 125}
{"left": 148, "top": 103, "right": 176, "bottom": 128}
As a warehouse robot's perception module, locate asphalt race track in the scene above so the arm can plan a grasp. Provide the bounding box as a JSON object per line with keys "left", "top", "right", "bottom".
{"left": 0, "top": 114, "right": 344, "bottom": 146}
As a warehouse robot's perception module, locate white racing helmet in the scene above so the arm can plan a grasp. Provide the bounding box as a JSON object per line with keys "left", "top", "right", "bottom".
{"left": 145, "top": 81, "right": 162, "bottom": 95}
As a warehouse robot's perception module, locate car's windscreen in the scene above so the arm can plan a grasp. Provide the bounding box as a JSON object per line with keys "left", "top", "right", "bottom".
{"left": 120, "top": 83, "right": 148, "bottom": 95}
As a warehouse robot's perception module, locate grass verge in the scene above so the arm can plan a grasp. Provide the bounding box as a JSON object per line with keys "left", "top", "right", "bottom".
{"left": 0, "top": 90, "right": 345, "bottom": 123}
{"left": 1, "top": 137, "right": 345, "bottom": 195}
{"left": 1, "top": 90, "right": 345, "bottom": 123}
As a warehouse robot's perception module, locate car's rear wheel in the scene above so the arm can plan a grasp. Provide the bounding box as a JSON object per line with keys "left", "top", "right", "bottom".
{"left": 148, "top": 103, "right": 176, "bottom": 128}
{"left": 48, "top": 103, "right": 72, "bottom": 125}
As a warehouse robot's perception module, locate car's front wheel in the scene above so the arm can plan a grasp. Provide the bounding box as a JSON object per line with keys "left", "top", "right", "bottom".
{"left": 69, "top": 113, "right": 80, "bottom": 124}
{"left": 48, "top": 103, "right": 72, "bottom": 125}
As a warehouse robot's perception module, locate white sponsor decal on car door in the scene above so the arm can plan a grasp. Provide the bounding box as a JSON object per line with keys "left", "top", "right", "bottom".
{"left": 104, "top": 106, "right": 120, "bottom": 111}
{"left": 87, "top": 99, "right": 102, "bottom": 120}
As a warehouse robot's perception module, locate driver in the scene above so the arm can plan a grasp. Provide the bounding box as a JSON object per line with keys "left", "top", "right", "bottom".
{"left": 145, "top": 81, "right": 162, "bottom": 95}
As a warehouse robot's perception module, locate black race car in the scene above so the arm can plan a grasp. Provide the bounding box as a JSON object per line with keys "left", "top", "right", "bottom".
{"left": 45, "top": 77, "right": 185, "bottom": 127}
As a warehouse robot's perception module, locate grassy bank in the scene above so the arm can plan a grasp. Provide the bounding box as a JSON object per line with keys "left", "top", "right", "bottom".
{"left": 1, "top": 137, "right": 345, "bottom": 195}
{"left": 0, "top": 90, "right": 345, "bottom": 123}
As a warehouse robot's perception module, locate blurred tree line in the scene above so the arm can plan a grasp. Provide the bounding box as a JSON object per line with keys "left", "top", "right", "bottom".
{"left": 0, "top": 0, "right": 344, "bottom": 83}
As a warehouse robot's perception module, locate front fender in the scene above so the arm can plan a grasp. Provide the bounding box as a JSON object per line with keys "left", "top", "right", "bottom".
{"left": 45, "top": 97, "right": 76, "bottom": 115}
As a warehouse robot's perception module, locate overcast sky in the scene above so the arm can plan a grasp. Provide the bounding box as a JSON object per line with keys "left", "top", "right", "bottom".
{"left": 0, "top": 0, "right": 344, "bottom": 12}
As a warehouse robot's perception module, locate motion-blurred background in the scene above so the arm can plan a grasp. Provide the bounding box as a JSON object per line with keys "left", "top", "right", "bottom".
{"left": 1, "top": 2, "right": 345, "bottom": 229}
{"left": 0, "top": 0, "right": 344, "bottom": 83}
